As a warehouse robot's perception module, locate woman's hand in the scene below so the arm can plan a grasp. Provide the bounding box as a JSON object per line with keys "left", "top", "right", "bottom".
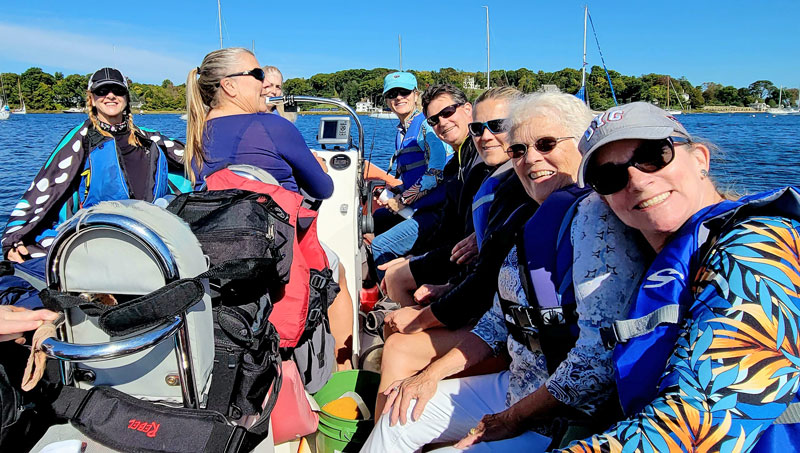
{"left": 0, "top": 306, "right": 60, "bottom": 343}
{"left": 455, "top": 407, "right": 527, "bottom": 449}
{"left": 450, "top": 233, "right": 478, "bottom": 265}
{"left": 384, "top": 305, "right": 442, "bottom": 334}
{"left": 7, "top": 244, "right": 30, "bottom": 263}
{"left": 385, "top": 196, "right": 406, "bottom": 214}
{"left": 383, "top": 369, "right": 440, "bottom": 426}
{"left": 413, "top": 283, "right": 452, "bottom": 306}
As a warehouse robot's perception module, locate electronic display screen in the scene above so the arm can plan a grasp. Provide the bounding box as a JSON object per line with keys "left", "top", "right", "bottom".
{"left": 322, "top": 121, "right": 338, "bottom": 139}
{"left": 318, "top": 116, "right": 350, "bottom": 145}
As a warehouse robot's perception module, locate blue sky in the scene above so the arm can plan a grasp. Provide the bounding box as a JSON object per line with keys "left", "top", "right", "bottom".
{"left": 3, "top": 0, "right": 799, "bottom": 90}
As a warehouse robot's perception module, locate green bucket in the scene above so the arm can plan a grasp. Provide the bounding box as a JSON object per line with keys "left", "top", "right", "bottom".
{"left": 312, "top": 370, "right": 380, "bottom": 452}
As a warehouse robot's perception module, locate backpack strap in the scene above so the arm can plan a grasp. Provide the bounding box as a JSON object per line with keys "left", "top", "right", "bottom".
{"left": 50, "top": 385, "right": 268, "bottom": 452}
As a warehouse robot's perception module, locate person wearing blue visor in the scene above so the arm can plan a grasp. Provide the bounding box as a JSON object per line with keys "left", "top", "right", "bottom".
{"left": 370, "top": 72, "right": 452, "bottom": 278}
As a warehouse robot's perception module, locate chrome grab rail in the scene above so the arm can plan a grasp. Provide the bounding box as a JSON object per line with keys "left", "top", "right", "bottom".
{"left": 44, "top": 210, "right": 200, "bottom": 409}
{"left": 40, "top": 316, "right": 183, "bottom": 361}
{"left": 46, "top": 212, "right": 179, "bottom": 288}
{"left": 268, "top": 95, "right": 365, "bottom": 157}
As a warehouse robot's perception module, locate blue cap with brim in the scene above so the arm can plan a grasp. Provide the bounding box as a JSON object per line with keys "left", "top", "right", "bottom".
{"left": 383, "top": 72, "right": 417, "bottom": 94}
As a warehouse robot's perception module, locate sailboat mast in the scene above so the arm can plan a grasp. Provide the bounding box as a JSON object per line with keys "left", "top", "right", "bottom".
{"left": 483, "top": 6, "right": 490, "bottom": 89}
{"left": 399, "top": 34, "right": 403, "bottom": 71}
{"left": 581, "top": 6, "right": 587, "bottom": 91}
{"left": 218, "top": 0, "right": 223, "bottom": 49}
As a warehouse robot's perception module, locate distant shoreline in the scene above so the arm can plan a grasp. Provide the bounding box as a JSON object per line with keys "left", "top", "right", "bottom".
{"left": 18, "top": 109, "right": 783, "bottom": 115}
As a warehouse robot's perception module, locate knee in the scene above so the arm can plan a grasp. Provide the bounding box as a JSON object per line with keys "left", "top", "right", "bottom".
{"left": 382, "top": 332, "right": 417, "bottom": 370}
{"left": 385, "top": 263, "right": 414, "bottom": 295}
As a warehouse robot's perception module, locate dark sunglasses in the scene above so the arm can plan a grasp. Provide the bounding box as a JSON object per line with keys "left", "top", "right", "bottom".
{"left": 92, "top": 85, "right": 128, "bottom": 97}
{"left": 468, "top": 119, "right": 509, "bottom": 137}
{"left": 585, "top": 138, "right": 687, "bottom": 195}
{"left": 427, "top": 103, "right": 465, "bottom": 127}
{"left": 218, "top": 68, "right": 266, "bottom": 86}
{"left": 385, "top": 88, "right": 413, "bottom": 100}
{"left": 506, "top": 136, "right": 574, "bottom": 159}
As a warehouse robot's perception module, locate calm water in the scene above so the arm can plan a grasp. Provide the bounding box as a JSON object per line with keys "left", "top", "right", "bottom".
{"left": 1, "top": 112, "right": 799, "bottom": 226}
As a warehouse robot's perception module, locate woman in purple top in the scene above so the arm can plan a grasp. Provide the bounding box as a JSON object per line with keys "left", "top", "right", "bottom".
{"left": 185, "top": 48, "right": 355, "bottom": 371}
{"left": 184, "top": 47, "right": 332, "bottom": 198}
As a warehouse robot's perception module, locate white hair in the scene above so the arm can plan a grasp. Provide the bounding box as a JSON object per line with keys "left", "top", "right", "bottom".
{"left": 508, "top": 92, "right": 595, "bottom": 141}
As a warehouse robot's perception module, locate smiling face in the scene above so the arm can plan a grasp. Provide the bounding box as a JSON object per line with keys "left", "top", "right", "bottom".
{"left": 426, "top": 94, "right": 472, "bottom": 148}
{"left": 386, "top": 89, "right": 417, "bottom": 120}
{"left": 220, "top": 51, "right": 266, "bottom": 114}
{"left": 592, "top": 138, "right": 719, "bottom": 251}
{"left": 511, "top": 115, "right": 582, "bottom": 204}
{"left": 471, "top": 98, "right": 511, "bottom": 167}
{"left": 91, "top": 87, "right": 128, "bottom": 123}
{"left": 262, "top": 71, "right": 282, "bottom": 111}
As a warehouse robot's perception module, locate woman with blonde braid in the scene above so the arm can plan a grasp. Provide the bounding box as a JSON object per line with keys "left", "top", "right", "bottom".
{"left": 2, "top": 67, "right": 185, "bottom": 262}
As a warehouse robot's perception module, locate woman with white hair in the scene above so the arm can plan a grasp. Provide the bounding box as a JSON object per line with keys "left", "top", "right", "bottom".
{"left": 361, "top": 93, "right": 647, "bottom": 452}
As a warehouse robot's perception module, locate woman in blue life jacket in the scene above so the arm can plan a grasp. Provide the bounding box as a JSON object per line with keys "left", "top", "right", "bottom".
{"left": 551, "top": 102, "right": 800, "bottom": 453}
{"left": 371, "top": 71, "right": 451, "bottom": 233}
{"left": 185, "top": 48, "right": 354, "bottom": 370}
{"left": 2, "top": 67, "right": 185, "bottom": 263}
{"left": 362, "top": 93, "right": 648, "bottom": 452}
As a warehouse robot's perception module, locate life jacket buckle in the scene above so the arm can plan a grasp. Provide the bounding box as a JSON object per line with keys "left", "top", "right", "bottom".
{"left": 309, "top": 273, "right": 328, "bottom": 291}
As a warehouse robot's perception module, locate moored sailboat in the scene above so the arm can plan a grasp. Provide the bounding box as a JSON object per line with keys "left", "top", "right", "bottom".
{"left": 574, "top": 6, "right": 617, "bottom": 110}
{"left": 0, "top": 75, "right": 10, "bottom": 120}
{"left": 11, "top": 79, "right": 26, "bottom": 114}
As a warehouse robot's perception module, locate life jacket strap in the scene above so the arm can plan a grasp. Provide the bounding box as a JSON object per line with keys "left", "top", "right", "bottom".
{"left": 775, "top": 402, "right": 800, "bottom": 425}
{"left": 396, "top": 160, "right": 426, "bottom": 177}
{"left": 601, "top": 304, "right": 685, "bottom": 349}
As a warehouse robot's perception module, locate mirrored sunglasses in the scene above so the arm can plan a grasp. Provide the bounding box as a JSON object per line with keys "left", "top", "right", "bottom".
{"left": 468, "top": 119, "right": 509, "bottom": 137}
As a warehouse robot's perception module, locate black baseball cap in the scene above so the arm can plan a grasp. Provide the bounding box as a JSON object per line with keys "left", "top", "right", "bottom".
{"left": 88, "top": 67, "right": 128, "bottom": 92}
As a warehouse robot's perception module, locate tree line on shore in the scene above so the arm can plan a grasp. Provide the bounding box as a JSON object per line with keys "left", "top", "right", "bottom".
{"left": 1, "top": 66, "right": 797, "bottom": 112}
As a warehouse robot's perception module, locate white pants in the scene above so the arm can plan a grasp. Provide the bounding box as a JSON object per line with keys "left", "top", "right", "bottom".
{"left": 360, "top": 371, "right": 551, "bottom": 453}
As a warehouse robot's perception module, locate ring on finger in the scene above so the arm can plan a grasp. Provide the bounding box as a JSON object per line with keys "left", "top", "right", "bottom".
{"left": 469, "top": 427, "right": 478, "bottom": 436}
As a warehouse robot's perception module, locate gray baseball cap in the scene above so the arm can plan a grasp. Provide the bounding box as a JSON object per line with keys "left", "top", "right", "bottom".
{"left": 577, "top": 102, "right": 690, "bottom": 188}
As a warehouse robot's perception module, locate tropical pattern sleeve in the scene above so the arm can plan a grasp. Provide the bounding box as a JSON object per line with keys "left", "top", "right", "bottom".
{"left": 1, "top": 122, "right": 89, "bottom": 258}
{"left": 399, "top": 122, "right": 451, "bottom": 205}
{"left": 558, "top": 215, "right": 800, "bottom": 453}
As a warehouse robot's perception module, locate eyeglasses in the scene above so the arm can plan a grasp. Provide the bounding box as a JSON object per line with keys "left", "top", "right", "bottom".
{"left": 385, "top": 88, "right": 413, "bottom": 100}
{"left": 92, "top": 85, "right": 128, "bottom": 97}
{"left": 585, "top": 138, "right": 687, "bottom": 195}
{"left": 427, "top": 103, "right": 465, "bottom": 127}
{"left": 468, "top": 119, "right": 509, "bottom": 137}
{"left": 506, "top": 136, "right": 575, "bottom": 159}
{"left": 218, "top": 68, "right": 266, "bottom": 86}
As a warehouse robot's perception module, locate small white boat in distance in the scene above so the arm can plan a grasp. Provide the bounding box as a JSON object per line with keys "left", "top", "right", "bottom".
{"left": 63, "top": 107, "right": 85, "bottom": 113}
{"left": 0, "top": 104, "right": 9, "bottom": 120}
{"left": 180, "top": 113, "right": 188, "bottom": 121}
{"left": 368, "top": 111, "right": 395, "bottom": 120}
{"left": 666, "top": 109, "right": 683, "bottom": 115}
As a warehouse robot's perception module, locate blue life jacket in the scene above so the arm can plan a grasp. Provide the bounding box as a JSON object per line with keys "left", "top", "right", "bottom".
{"left": 608, "top": 186, "right": 800, "bottom": 450}
{"left": 34, "top": 132, "right": 170, "bottom": 245}
{"left": 391, "top": 112, "right": 429, "bottom": 190}
{"left": 500, "top": 184, "right": 591, "bottom": 374}
{"left": 472, "top": 160, "right": 514, "bottom": 250}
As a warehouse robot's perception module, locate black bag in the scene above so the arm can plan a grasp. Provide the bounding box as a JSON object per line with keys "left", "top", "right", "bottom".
{"left": 0, "top": 343, "right": 61, "bottom": 452}
{"left": 167, "top": 189, "right": 295, "bottom": 284}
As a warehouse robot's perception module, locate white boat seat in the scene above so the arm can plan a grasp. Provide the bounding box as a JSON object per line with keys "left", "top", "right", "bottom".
{"left": 44, "top": 200, "right": 214, "bottom": 406}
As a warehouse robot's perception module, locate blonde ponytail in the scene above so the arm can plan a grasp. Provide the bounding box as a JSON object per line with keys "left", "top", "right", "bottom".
{"left": 185, "top": 66, "right": 207, "bottom": 185}
{"left": 185, "top": 47, "right": 254, "bottom": 185}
